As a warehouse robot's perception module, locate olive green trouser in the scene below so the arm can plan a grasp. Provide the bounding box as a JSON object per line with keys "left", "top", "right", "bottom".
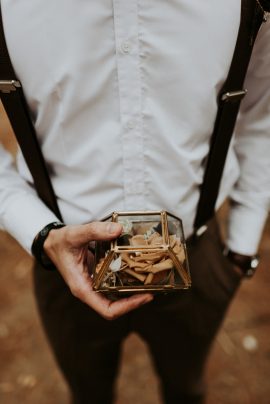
{"left": 33, "top": 217, "right": 242, "bottom": 404}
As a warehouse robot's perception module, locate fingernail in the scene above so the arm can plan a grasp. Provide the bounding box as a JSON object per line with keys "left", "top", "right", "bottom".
{"left": 108, "top": 223, "right": 121, "bottom": 234}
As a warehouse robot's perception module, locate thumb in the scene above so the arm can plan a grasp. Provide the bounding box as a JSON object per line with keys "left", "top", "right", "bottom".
{"left": 70, "top": 221, "right": 123, "bottom": 246}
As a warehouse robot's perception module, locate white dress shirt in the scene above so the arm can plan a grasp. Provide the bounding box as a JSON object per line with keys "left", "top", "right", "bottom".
{"left": 0, "top": 0, "right": 269, "bottom": 255}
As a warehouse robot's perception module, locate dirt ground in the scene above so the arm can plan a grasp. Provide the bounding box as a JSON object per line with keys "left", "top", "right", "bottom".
{"left": 1, "top": 105, "right": 270, "bottom": 404}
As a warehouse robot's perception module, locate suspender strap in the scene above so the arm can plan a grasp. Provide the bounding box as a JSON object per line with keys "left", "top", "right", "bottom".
{"left": 0, "top": 5, "right": 63, "bottom": 220}
{"left": 194, "top": 0, "right": 269, "bottom": 232}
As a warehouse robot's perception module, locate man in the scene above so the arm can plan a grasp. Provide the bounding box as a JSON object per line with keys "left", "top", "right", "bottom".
{"left": 0, "top": 1, "right": 269, "bottom": 403}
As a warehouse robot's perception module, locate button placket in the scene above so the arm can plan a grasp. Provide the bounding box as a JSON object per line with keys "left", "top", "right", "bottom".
{"left": 113, "top": 0, "right": 145, "bottom": 210}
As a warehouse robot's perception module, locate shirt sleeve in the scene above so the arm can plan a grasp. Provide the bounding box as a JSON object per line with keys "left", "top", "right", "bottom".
{"left": 0, "top": 144, "right": 58, "bottom": 254}
{"left": 226, "top": 21, "right": 270, "bottom": 255}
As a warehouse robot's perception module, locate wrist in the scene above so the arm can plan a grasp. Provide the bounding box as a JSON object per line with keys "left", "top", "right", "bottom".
{"left": 31, "top": 222, "right": 66, "bottom": 270}
{"left": 43, "top": 227, "right": 61, "bottom": 255}
{"left": 223, "top": 247, "right": 260, "bottom": 277}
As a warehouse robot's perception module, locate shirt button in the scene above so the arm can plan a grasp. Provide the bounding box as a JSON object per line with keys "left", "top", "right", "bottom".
{"left": 126, "top": 120, "right": 136, "bottom": 130}
{"left": 121, "top": 41, "right": 131, "bottom": 54}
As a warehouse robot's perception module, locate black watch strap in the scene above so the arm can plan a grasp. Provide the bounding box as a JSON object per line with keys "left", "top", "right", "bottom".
{"left": 31, "top": 222, "right": 65, "bottom": 270}
{"left": 223, "top": 248, "right": 260, "bottom": 278}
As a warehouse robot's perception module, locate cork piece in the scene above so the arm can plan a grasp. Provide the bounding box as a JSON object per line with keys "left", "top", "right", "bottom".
{"left": 144, "top": 273, "right": 154, "bottom": 285}
{"left": 151, "top": 258, "right": 174, "bottom": 273}
{"left": 129, "top": 235, "right": 148, "bottom": 246}
{"left": 132, "top": 252, "right": 165, "bottom": 263}
{"left": 124, "top": 269, "right": 147, "bottom": 283}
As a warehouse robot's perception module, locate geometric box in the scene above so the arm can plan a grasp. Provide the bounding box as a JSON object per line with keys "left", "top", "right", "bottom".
{"left": 92, "top": 210, "right": 191, "bottom": 295}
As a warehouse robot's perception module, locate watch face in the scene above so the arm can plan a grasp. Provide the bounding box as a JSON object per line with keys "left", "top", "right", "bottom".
{"left": 251, "top": 256, "right": 260, "bottom": 269}
{"left": 245, "top": 255, "right": 260, "bottom": 277}
{"left": 224, "top": 249, "right": 260, "bottom": 278}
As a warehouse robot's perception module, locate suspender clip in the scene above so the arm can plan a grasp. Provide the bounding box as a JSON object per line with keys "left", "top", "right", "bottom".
{"left": 0, "top": 80, "right": 21, "bottom": 94}
{"left": 221, "top": 89, "right": 247, "bottom": 102}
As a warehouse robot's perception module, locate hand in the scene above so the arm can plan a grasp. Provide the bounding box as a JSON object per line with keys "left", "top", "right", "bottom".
{"left": 224, "top": 249, "right": 259, "bottom": 278}
{"left": 43, "top": 221, "right": 153, "bottom": 320}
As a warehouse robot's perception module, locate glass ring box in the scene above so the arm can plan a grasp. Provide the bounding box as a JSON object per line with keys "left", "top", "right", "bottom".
{"left": 92, "top": 211, "right": 191, "bottom": 294}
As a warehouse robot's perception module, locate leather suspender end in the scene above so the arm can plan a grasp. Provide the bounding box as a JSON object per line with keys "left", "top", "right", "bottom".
{"left": 195, "top": 225, "right": 208, "bottom": 238}
{"left": 0, "top": 80, "right": 21, "bottom": 93}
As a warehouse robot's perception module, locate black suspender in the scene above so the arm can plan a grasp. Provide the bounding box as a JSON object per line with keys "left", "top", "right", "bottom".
{"left": 0, "top": 6, "right": 63, "bottom": 220}
{"left": 0, "top": 1, "right": 269, "bottom": 226}
{"left": 194, "top": 0, "right": 269, "bottom": 232}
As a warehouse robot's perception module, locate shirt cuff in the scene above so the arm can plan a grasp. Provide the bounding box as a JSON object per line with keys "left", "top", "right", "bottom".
{"left": 226, "top": 204, "right": 268, "bottom": 256}
{"left": 2, "top": 193, "right": 59, "bottom": 255}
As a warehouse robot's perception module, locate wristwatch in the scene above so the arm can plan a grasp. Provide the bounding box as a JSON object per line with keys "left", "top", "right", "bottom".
{"left": 31, "top": 221, "right": 66, "bottom": 270}
{"left": 223, "top": 247, "right": 260, "bottom": 278}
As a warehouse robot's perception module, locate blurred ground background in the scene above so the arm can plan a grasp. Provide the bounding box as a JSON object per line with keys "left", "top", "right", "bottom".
{"left": 0, "top": 103, "right": 270, "bottom": 404}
